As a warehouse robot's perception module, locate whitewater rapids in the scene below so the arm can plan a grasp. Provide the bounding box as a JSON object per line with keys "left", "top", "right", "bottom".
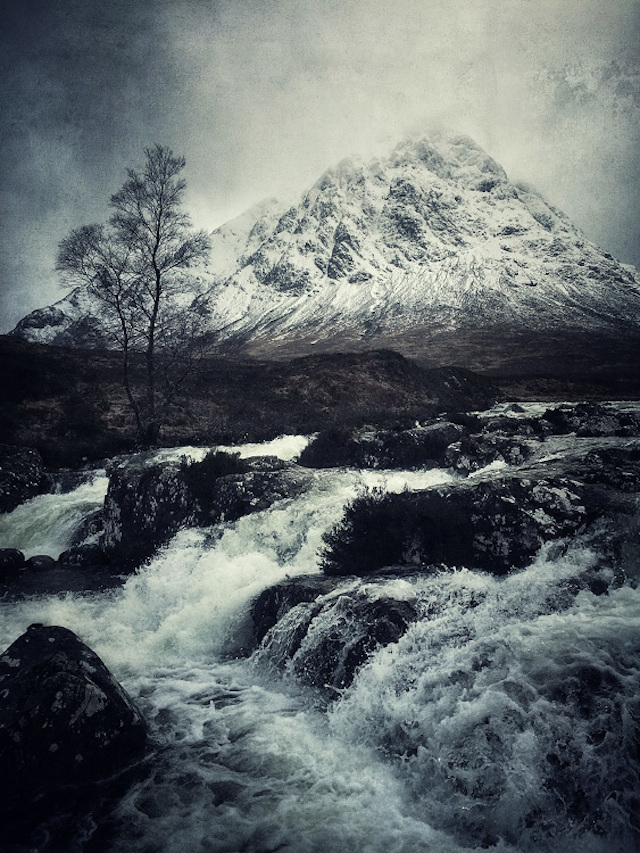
{"left": 0, "top": 435, "right": 638, "bottom": 852}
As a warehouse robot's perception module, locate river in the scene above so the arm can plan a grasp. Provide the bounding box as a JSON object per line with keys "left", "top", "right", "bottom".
{"left": 1, "top": 434, "right": 638, "bottom": 852}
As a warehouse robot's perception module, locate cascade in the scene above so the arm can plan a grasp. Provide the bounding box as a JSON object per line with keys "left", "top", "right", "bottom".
{"left": 0, "top": 431, "right": 638, "bottom": 852}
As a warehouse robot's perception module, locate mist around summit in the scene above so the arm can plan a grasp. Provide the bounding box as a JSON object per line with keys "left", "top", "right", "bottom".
{"left": 13, "top": 132, "right": 640, "bottom": 371}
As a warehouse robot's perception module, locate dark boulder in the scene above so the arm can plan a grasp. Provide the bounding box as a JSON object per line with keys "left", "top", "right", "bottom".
{"left": 480, "top": 403, "right": 640, "bottom": 442}
{"left": 297, "top": 427, "right": 360, "bottom": 468}
{"left": 0, "top": 548, "right": 26, "bottom": 574}
{"left": 255, "top": 580, "right": 419, "bottom": 693}
{"left": 25, "top": 554, "right": 57, "bottom": 571}
{"left": 445, "top": 434, "right": 536, "bottom": 475}
{"left": 299, "top": 421, "right": 466, "bottom": 470}
{"left": 567, "top": 402, "right": 631, "bottom": 437}
{"left": 376, "top": 422, "right": 467, "bottom": 468}
{"left": 205, "top": 464, "right": 311, "bottom": 524}
{"left": 58, "top": 543, "right": 110, "bottom": 568}
{"left": 252, "top": 575, "right": 341, "bottom": 645}
{"left": 183, "top": 451, "right": 311, "bottom": 524}
{"left": 539, "top": 406, "right": 573, "bottom": 435}
{"left": 480, "top": 414, "right": 541, "bottom": 437}
{"left": 0, "top": 444, "right": 49, "bottom": 513}
{"left": 101, "top": 451, "right": 313, "bottom": 568}
{"left": 100, "top": 455, "right": 204, "bottom": 566}
{"left": 0, "top": 624, "right": 147, "bottom": 799}
{"left": 447, "top": 405, "right": 640, "bottom": 476}
{"left": 321, "top": 447, "right": 640, "bottom": 576}
{"left": 578, "top": 445, "right": 640, "bottom": 491}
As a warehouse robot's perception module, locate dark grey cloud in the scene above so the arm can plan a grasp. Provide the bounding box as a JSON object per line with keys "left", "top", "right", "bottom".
{"left": 0, "top": 0, "right": 195, "bottom": 327}
{"left": 1, "top": 0, "right": 638, "bottom": 331}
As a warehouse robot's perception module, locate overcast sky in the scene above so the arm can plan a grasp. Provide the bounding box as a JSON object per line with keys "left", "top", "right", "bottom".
{"left": 1, "top": 0, "right": 638, "bottom": 332}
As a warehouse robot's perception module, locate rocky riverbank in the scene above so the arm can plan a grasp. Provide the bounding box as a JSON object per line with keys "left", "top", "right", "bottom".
{"left": 2, "top": 400, "right": 639, "bottom": 601}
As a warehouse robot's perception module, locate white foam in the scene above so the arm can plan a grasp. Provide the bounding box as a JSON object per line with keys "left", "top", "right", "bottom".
{"left": 217, "top": 433, "right": 312, "bottom": 461}
{"left": 0, "top": 472, "right": 108, "bottom": 558}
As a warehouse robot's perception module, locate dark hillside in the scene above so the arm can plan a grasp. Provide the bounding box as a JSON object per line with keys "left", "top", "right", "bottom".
{"left": 3, "top": 333, "right": 639, "bottom": 468}
{"left": 239, "top": 324, "right": 640, "bottom": 393}
{"left": 0, "top": 337, "right": 497, "bottom": 467}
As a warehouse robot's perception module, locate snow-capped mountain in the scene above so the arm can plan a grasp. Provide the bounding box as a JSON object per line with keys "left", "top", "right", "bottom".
{"left": 12, "top": 132, "right": 640, "bottom": 360}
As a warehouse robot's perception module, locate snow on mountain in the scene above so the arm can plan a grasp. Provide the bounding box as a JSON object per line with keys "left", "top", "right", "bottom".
{"left": 206, "top": 197, "right": 289, "bottom": 283}
{"left": 11, "top": 132, "right": 640, "bottom": 356}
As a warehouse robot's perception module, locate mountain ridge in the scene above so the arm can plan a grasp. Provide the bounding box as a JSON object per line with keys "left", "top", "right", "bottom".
{"left": 12, "top": 131, "right": 640, "bottom": 368}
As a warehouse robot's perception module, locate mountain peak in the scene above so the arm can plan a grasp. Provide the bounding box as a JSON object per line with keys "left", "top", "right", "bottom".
{"left": 11, "top": 132, "right": 640, "bottom": 367}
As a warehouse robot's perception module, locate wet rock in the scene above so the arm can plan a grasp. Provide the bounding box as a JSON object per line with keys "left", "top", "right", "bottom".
{"left": 451, "top": 403, "right": 640, "bottom": 475}
{"left": 445, "top": 434, "right": 536, "bottom": 475}
{"left": 480, "top": 414, "right": 541, "bottom": 437}
{"left": 537, "top": 403, "right": 639, "bottom": 438}
{"left": 206, "top": 464, "right": 311, "bottom": 524}
{"left": 101, "top": 451, "right": 313, "bottom": 567}
{"left": 256, "top": 582, "right": 419, "bottom": 693}
{"left": 297, "top": 427, "right": 362, "bottom": 468}
{"left": 564, "top": 402, "right": 632, "bottom": 437}
{"left": 299, "top": 421, "right": 466, "bottom": 469}
{"left": 252, "top": 576, "right": 341, "bottom": 645}
{"left": 376, "top": 422, "right": 467, "bottom": 468}
{"left": 70, "top": 507, "right": 104, "bottom": 545}
{"left": 481, "top": 403, "right": 640, "bottom": 442}
{"left": 293, "top": 594, "right": 418, "bottom": 693}
{"left": 322, "top": 448, "right": 640, "bottom": 576}
{"left": 58, "top": 543, "right": 109, "bottom": 568}
{"left": 101, "top": 456, "right": 201, "bottom": 566}
{"left": 0, "top": 624, "right": 147, "bottom": 799}
{"left": 25, "top": 554, "right": 57, "bottom": 571}
{"left": 0, "top": 445, "right": 49, "bottom": 513}
{"left": 0, "top": 548, "right": 26, "bottom": 574}
{"left": 578, "top": 445, "right": 640, "bottom": 491}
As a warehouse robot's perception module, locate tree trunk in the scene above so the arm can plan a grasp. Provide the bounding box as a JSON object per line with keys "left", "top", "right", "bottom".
{"left": 140, "top": 420, "right": 160, "bottom": 447}
{"left": 122, "top": 342, "right": 144, "bottom": 441}
{"left": 145, "top": 249, "right": 162, "bottom": 442}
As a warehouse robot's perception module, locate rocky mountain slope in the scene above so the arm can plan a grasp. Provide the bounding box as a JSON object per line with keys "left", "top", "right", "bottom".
{"left": 12, "top": 132, "right": 640, "bottom": 364}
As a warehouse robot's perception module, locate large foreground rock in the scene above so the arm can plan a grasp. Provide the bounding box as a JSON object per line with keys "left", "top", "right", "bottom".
{"left": 0, "top": 624, "right": 147, "bottom": 799}
{"left": 253, "top": 577, "right": 419, "bottom": 694}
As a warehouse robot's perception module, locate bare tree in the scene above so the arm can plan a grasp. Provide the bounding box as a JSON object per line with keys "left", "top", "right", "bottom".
{"left": 57, "top": 145, "right": 211, "bottom": 445}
